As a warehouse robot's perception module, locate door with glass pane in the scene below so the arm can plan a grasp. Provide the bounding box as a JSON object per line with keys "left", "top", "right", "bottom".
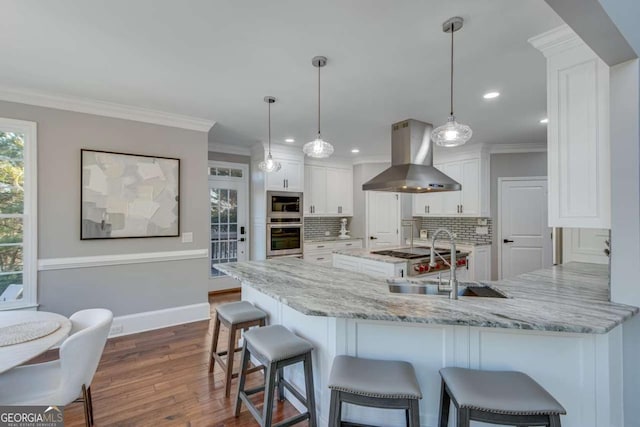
{"left": 209, "top": 163, "right": 248, "bottom": 278}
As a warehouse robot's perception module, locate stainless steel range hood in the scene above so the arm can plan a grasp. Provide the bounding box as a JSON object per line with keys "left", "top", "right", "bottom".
{"left": 362, "top": 119, "right": 461, "bottom": 193}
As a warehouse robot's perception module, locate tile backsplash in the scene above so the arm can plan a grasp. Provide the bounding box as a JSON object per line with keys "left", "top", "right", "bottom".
{"left": 418, "top": 217, "right": 492, "bottom": 244}
{"left": 304, "top": 217, "right": 350, "bottom": 239}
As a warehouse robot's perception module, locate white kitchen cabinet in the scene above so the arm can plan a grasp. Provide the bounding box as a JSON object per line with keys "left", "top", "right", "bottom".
{"left": 303, "top": 239, "right": 363, "bottom": 266}
{"left": 530, "top": 26, "right": 610, "bottom": 229}
{"left": 266, "top": 159, "right": 304, "bottom": 192}
{"left": 467, "top": 245, "right": 491, "bottom": 281}
{"left": 304, "top": 165, "right": 353, "bottom": 216}
{"left": 304, "top": 166, "right": 326, "bottom": 215}
{"left": 412, "top": 156, "right": 488, "bottom": 217}
{"left": 332, "top": 254, "right": 406, "bottom": 278}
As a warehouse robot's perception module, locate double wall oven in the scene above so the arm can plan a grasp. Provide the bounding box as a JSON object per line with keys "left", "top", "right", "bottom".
{"left": 267, "top": 191, "right": 303, "bottom": 258}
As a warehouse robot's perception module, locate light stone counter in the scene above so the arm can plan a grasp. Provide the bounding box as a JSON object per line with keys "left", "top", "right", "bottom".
{"left": 216, "top": 259, "right": 636, "bottom": 334}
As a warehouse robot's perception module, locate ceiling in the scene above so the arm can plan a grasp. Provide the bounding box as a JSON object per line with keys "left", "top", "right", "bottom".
{"left": 0, "top": 1, "right": 563, "bottom": 157}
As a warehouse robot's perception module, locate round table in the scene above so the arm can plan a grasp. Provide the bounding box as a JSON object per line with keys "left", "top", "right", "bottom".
{"left": 0, "top": 311, "right": 72, "bottom": 374}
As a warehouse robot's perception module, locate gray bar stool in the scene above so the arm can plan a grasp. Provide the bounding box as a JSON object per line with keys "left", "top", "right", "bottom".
{"left": 439, "top": 367, "right": 566, "bottom": 427}
{"left": 209, "top": 301, "right": 267, "bottom": 397}
{"left": 235, "top": 324, "right": 316, "bottom": 427}
{"left": 328, "top": 355, "right": 422, "bottom": 427}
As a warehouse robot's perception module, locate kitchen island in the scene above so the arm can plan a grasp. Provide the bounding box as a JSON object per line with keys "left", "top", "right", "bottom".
{"left": 216, "top": 259, "right": 637, "bottom": 427}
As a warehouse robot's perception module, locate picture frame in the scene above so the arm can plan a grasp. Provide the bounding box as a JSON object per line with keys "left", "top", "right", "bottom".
{"left": 80, "top": 149, "right": 180, "bottom": 239}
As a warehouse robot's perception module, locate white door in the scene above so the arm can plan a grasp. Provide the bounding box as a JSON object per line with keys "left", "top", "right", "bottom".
{"left": 209, "top": 162, "right": 249, "bottom": 291}
{"left": 499, "top": 178, "right": 552, "bottom": 279}
{"left": 366, "top": 192, "right": 401, "bottom": 248}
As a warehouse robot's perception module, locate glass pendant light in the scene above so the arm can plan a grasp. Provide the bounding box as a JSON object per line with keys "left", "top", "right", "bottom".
{"left": 432, "top": 17, "right": 472, "bottom": 148}
{"left": 303, "top": 56, "right": 334, "bottom": 158}
{"left": 258, "top": 96, "right": 282, "bottom": 173}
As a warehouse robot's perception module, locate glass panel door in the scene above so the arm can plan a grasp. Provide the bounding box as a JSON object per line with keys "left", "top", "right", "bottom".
{"left": 209, "top": 167, "right": 248, "bottom": 278}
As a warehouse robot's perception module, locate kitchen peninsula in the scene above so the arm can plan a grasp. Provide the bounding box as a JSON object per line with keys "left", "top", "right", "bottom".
{"left": 216, "top": 259, "right": 636, "bottom": 427}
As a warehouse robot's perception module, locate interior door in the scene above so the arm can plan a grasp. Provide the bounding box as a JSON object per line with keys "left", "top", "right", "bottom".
{"left": 366, "top": 192, "right": 400, "bottom": 248}
{"left": 500, "top": 178, "right": 552, "bottom": 279}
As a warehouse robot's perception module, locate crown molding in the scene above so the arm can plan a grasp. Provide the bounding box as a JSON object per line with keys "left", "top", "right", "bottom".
{"left": 488, "top": 142, "right": 547, "bottom": 154}
{"left": 207, "top": 142, "right": 251, "bottom": 156}
{"left": 0, "top": 85, "right": 215, "bottom": 132}
{"left": 352, "top": 155, "right": 391, "bottom": 165}
{"left": 528, "top": 25, "right": 583, "bottom": 57}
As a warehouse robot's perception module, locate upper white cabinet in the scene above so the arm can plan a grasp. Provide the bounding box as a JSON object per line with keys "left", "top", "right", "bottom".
{"left": 530, "top": 26, "right": 610, "bottom": 229}
{"left": 412, "top": 150, "right": 489, "bottom": 217}
{"left": 266, "top": 159, "right": 304, "bottom": 192}
{"left": 304, "top": 164, "right": 353, "bottom": 216}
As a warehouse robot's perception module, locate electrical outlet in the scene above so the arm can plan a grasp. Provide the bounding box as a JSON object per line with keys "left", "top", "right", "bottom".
{"left": 324, "top": 231, "right": 331, "bottom": 236}
{"left": 110, "top": 324, "right": 124, "bottom": 335}
{"left": 477, "top": 218, "right": 488, "bottom": 226}
{"left": 181, "top": 232, "right": 193, "bottom": 243}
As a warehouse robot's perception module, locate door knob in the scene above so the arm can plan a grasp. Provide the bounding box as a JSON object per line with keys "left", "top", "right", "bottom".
{"left": 503, "top": 239, "right": 514, "bottom": 243}
{"left": 370, "top": 236, "right": 378, "bottom": 240}
{"left": 238, "top": 238, "right": 246, "bottom": 242}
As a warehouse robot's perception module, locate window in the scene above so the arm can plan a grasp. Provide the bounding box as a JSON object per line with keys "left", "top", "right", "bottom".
{"left": 0, "top": 119, "right": 37, "bottom": 309}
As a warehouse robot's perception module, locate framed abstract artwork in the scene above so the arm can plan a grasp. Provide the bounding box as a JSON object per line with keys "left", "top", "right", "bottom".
{"left": 81, "top": 149, "right": 180, "bottom": 239}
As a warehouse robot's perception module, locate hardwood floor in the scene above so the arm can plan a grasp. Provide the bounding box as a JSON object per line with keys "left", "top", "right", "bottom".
{"left": 57, "top": 291, "right": 304, "bottom": 426}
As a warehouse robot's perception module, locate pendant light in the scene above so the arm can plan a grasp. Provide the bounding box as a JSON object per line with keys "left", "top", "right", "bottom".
{"left": 303, "top": 56, "right": 334, "bottom": 158}
{"left": 432, "top": 17, "right": 472, "bottom": 148}
{"left": 258, "top": 96, "right": 282, "bottom": 173}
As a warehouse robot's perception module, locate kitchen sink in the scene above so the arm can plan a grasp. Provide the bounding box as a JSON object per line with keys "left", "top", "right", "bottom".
{"left": 388, "top": 280, "right": 508, "bottom": 298}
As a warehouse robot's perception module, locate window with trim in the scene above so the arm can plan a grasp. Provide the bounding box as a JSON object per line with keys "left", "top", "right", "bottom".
{"left": 0, "top": 119, "right": 37, "bottom": 309}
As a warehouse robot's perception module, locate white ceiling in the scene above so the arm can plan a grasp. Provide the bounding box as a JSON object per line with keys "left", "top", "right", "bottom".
{"left": 0, "top": 1, "right": 563, "bottom": 157}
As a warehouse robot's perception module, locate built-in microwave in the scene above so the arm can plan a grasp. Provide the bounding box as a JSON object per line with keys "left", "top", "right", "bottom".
{"left": 266, "top": 217, "right": 303, "bottom": 257}
{"left": 267, "top": 191, "right": 303, "bottom": 218}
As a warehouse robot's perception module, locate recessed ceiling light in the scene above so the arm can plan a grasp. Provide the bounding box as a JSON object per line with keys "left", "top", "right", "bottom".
{"left": 540, "top": 118, "right": 549, "bottom": 124}
{"left": 483, "top": 91, "right": 500, "bottom": 99}
{"left": 351, "top": 148, "right": 360, "bottom": 153}
{"left": 285, "top": 138, "right": 295, "bottom": 143}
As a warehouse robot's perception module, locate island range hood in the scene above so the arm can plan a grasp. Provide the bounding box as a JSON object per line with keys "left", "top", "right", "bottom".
{"left": 362, "top": 119, "right": 461, "bottom": 193}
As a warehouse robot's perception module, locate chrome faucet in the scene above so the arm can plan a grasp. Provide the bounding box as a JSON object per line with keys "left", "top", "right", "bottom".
{"left": 429, "top": 228, "right": 458, "bottom": 300}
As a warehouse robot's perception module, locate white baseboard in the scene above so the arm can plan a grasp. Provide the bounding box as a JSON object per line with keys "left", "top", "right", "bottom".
{"left": 39, "top": 249, "right": 208, "bottom": 271}
{"left": 108, "top": 302, "right": 211, "bottom": 338}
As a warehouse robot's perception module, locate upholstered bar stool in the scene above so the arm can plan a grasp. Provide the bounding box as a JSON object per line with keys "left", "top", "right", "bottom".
{"left": 328, "top": 355, "right": 422, "bottom": 427}
{"left": 439, "top": 367, "right": 566, "bottom": 427}
{"left": 209, "top": 301, "right": 267, "bottom": 397}
{"left": 235, "top": 324, "right": 316, "bottom": 427}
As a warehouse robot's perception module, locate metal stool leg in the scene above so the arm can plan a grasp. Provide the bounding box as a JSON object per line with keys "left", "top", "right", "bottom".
{"left": 407, "top": 399, "right": 420, "bottom": 427}
{"left": 549, "top": 415, "right": 562, "bottom": 427}
{"left": 303, "top": 352, "right": 317, "bottom": 427}
{"left": 456, "top": 407, "right": 470, "bottom": 427}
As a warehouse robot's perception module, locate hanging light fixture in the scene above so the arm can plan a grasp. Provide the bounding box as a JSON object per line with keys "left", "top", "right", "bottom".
{"left": 258, "top": 96, "right": 282, "bottom": 173}
{"left": 432, "top": 17, "right": 472, "bottom": 148}
{"left": 303, "top": 56, "right": 334, "bottom": 158}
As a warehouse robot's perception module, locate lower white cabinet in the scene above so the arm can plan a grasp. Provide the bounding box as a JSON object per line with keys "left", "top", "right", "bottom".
{"left": 467, "top": 245, "right": 491, "bottom": 281}
{"left": 304, "top": 239, "right": 363, "bottom": 266}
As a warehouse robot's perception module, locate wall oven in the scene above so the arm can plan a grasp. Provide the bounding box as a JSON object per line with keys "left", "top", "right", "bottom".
{"left": 267, "top": 191, "right": 303, "bottom": 218}
{"left": 266, "top": 218, "right": 303, "bottom": 257}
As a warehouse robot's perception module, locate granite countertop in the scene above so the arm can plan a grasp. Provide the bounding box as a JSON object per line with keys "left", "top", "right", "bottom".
{"left": 305, "top": 236, "right": 363, "bottom": 243}
{"left": 215, "top": 259, "right": 638, "bottom": 334}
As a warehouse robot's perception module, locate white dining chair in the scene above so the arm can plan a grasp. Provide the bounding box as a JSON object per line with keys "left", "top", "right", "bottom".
{"left": 0, "top": 308, "right": 113, "bottom": 427}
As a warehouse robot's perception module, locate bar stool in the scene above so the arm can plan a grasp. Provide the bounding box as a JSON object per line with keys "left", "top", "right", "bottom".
{"left": 209, "top": 301, "right": 267, "bottom": 397}
{"left": 328, "top": 355, "right": 422, "bottom": 427}
{"left": 439, "top": 367, "right": 566, "bottom": 427}
{"left": 235, "top": 325, "right": 316, "bottom": 427}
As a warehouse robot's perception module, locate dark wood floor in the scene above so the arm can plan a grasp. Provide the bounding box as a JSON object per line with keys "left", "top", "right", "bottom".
{"left": 56, "top": 291, "right": 304, "bottom": 426}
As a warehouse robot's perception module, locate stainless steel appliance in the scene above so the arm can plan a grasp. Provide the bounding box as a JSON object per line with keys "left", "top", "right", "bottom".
{"left": 370, "top": 247, "right": 468, "bottom": 277}
{"left": 362, "top": 119, "right": 461, "bottom": 193}
{"left": 267, "top": 191, "right": 303, "bottom": 218}
{"left": 266, "top": 217, "right": 303, "bottom": 257}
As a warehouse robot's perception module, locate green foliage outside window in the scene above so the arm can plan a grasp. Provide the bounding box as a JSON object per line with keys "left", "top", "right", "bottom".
{"left": 0, "top": 132, "right": 25, "bottom": 296}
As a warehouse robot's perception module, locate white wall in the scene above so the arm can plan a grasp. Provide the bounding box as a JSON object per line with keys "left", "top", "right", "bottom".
{"left": 489, "top": 152, "right": 547, "bottom": 279}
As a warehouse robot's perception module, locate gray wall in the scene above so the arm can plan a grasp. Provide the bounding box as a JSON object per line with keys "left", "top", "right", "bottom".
{"left": 0, "top": 100, "right": 210, "bottom": 316}
{"left": 490, "top": 152, "right": 547, "bottom": 279}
